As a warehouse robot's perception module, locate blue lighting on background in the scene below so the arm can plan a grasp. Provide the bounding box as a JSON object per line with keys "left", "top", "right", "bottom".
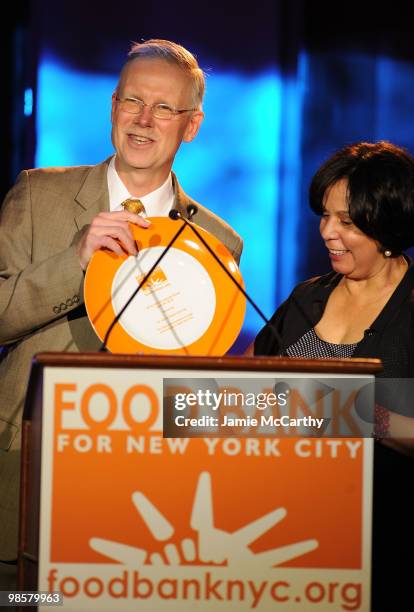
{"left": 36, "top": 59, "right": 115, "bottom": 166}
{"left": 24, "top": 88, "right": 33, "bottom": 116}
{"left": 36, "top": 56, "right": 302, "bottom": 348}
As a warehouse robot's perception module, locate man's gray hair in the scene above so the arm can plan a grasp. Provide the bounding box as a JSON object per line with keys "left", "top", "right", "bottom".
{"left": 119, "top": 38, "right": 205, "bottom": 109}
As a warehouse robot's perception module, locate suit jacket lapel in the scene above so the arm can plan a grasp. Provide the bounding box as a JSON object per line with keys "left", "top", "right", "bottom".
{"left": 74, "top": 158, "right": 111, "bottom": 230}
{"left": 172, "top": 172, "right": 191, "bottom": 219}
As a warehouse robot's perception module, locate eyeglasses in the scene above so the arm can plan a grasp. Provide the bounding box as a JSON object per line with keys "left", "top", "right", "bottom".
{"left": 115, "top": 96, "right": 196, "bottom": 120}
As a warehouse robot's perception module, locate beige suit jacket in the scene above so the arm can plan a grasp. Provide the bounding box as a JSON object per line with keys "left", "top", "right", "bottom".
{"left": 0, "top": 157, "right": 242, "bottom": 559}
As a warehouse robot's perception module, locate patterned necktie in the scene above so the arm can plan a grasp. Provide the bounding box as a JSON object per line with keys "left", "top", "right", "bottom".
{"left": 121, "top": 198, "right": 146, "bottom": 216}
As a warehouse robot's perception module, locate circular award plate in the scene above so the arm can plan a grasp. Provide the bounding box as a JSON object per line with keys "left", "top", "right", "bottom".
{"left": 84, "top": 217, "right": 246, "bottom": 355}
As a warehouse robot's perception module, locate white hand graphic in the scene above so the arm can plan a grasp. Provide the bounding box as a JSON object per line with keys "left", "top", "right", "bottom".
{"left": 90, "top": 471, "right": 318, "bottom": 567}
{"left": 191, "top": 472, "right": 318, "bottom": 567}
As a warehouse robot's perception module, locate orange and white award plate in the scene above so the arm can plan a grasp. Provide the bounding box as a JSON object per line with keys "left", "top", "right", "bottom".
{"left": 84, "top": 217, "right": 245, "bottom": 355}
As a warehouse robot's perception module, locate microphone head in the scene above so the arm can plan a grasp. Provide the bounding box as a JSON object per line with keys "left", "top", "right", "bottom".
{"left": 187, "top": 204, "right": 198, "bottom": 218}
{"left": 169, "top": 209, "right": 181, "bottom": 220}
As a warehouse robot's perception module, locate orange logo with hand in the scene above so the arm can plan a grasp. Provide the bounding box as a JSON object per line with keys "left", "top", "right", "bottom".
{"left": 90, "top": 472, "right": 318, "bottom": 567}
{"left": 136, "top": 266, "right": 169, "bottom": 295}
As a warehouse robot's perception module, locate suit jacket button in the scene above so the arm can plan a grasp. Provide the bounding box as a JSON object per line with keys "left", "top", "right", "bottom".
{"left": 53, "top": 306, "right": 60, "bottom": 314}
{"left": 73, "top": 295, "right": 79, "bottom": 303}
{"left": 60, "top": 302, "right": 67, "bottom": 310}
{"left": 66, "top": 298, "right": 73, "bottom": 307}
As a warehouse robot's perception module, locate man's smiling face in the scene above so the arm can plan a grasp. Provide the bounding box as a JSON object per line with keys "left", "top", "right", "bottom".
{"left": 111, "top": 58, "right": 203, "bottom": 190}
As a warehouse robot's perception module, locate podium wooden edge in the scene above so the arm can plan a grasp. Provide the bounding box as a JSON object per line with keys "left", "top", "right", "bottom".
{"left": 31, "top": 351, "right": 383, "bottom": 374}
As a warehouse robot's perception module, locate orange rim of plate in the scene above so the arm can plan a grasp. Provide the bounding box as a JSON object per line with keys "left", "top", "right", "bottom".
{"left": 84, "top": 217, "right": 246, "bottom": 355}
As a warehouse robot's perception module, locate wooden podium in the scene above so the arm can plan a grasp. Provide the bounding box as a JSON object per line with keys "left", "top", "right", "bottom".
{"left": 19, "top": 352, "right": 381, "bottom": 611}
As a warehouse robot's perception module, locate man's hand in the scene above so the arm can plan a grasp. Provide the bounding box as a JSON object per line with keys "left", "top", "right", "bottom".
{"left": 77, "top": 211, "right": 151, "bottom": 270}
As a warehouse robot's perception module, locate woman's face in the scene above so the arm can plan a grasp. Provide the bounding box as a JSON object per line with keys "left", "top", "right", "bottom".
{"left": 319, "top": 179, "right": 385, "bottom": 279}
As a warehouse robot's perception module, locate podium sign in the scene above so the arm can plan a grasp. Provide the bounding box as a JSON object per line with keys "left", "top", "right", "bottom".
{"left": 20, "top": 354, "right": 377, "bottom": 611}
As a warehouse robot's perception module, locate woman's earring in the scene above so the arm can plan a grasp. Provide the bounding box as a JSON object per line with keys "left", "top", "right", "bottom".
{"left": 384, "top": 250, "right": 392, "bottom": 257}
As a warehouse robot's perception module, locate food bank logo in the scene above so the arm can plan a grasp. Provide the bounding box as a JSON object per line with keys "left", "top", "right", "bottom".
{"left": 89, "top": 472, "right": 318, "bottom": 567}
{"left": 46, "top": 469, "right": 364, "bottom": 609}
{"left": 136, "top": 266, "right": 169, "bottom": 295}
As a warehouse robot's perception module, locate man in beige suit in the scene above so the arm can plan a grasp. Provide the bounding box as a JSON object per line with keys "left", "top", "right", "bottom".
{"left": 0, "top": 39, "right": 242, "bottom": 585}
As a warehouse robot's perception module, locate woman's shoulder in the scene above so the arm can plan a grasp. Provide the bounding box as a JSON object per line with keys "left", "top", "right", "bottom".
{"left": 290, "top": 270, "right": 341, "bottom": 298}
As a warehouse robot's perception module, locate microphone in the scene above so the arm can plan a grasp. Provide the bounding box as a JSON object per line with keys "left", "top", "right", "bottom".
{"left": 168, "top": 209, "right": 181, "bottom": 221}
{"left": 99, "top": 208, "right": 196, "bottom": 352}
{"left": 169, "top": 204, "right": 198, "bottom": 219}
{"left": 171, "top": 205, "right": 285, "bottom": 353}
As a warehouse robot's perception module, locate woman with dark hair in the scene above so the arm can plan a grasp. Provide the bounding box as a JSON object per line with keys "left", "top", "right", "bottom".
{"left": 256, "top": 141, "right": 414, "bottom": 367}
{"left": 253, "top": 141, "right": 414, "bottom": 610}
